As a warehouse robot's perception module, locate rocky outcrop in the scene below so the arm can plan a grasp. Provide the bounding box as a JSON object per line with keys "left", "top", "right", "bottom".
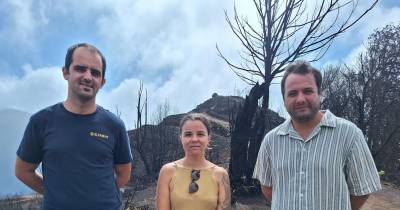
{"left": 126, "top": 94, "right": 283, "bottom": 189}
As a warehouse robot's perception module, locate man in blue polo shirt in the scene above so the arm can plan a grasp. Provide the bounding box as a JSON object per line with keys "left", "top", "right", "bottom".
{"left": 15, "top": 43, "right": 133, "bottom": 210}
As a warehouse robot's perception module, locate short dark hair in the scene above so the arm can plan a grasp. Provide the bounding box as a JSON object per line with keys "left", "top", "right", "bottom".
{"left": 281, "top": 60, "right": 322, "bottom": 97}
{"left": 179, "top": 113, "right": 211, "bottom": 135}
{"left": 64, "top": 43, "right": 107, "bottom": 79}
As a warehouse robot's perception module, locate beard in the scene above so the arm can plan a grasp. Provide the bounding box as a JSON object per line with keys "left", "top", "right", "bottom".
{"left": 287, "top": 102, "right": 320, "bottom": 123}
{"left": 71, "top": 83, "right": 98, "bottom": 102}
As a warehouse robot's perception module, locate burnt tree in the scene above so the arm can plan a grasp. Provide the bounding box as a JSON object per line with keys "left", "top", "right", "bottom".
{"left": 133, "top": 82, "right": 152, "bottom": 177}
{"left": 322, "top": 23, "right": 400, "bottom": 185}
{"left": 217, "top": 0, "right": 377, "bottom": 193}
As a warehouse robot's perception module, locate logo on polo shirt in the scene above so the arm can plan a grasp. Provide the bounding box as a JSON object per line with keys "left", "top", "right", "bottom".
{"left": 90, "top": 131, "right": 109, "bottom": 140}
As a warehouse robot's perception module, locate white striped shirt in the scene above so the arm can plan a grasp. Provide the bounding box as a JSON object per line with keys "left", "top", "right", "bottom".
{"left": 253, "top": 110, "right": 381, "bottom": 210}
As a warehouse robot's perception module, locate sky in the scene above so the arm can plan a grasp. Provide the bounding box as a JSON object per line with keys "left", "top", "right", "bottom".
{"left": 0, "top": 0, "right": 399, "bottom": 130}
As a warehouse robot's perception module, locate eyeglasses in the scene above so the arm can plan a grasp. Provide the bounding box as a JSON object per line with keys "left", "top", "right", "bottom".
{"left": 189, "top": 169, "right": 200, "bottom": 193}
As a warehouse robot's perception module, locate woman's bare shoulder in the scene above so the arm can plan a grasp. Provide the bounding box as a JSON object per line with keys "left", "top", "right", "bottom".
{"left": 214, "top": 165, "right": 228, "bottom": 173}
{"left": 211, "top": 165, "right": 229, "bottom": 180}
{"left": 159, "top": 161, "right": 178, "bottom": 178}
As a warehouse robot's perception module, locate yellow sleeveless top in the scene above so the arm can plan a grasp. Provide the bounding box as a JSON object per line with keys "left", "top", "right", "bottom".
{"left": 169, "top": 164, "right": 218, "bottom": 210}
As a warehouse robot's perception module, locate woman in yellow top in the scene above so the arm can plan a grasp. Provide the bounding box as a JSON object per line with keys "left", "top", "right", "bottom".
{"left": 156, "top": 113, "right": 231, "bottom": 210}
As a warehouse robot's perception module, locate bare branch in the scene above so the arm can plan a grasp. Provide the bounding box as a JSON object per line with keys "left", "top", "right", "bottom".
{"left": 218, "top": 0, "right": 377, "bottom": 108}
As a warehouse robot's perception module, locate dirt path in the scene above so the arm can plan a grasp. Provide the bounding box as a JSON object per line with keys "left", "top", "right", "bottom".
{"left": 234, "top": 181, "right": 400, "bottom": 210}
{"left": 108, "top": 181, "right": 400, "bottom": 209}
{"left": 363, "top": 182, "right": 400, "bottom": 210}
{"left": 2, "top": 181, "right": 398, "bottom": 209}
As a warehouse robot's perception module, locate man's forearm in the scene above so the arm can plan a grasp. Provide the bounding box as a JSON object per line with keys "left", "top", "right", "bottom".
{"left": 15, "top": 157, "right": 44, "bottom": 194}
{"left": 350, "top": 195, "right": 369, "bottom": 210}
{"left": 116, "top": 174, "right": 130, "bottom": 188}
{"left": 114, "top": 163, "right": 131, "bottom": 188}
{"left": 16, "top": 171, "right": 44, "bottom": 194}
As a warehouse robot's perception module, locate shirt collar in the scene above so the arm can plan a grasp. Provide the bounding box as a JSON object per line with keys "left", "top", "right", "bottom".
{"left": 277, "top": 110, "right": 337, "bottom": 136}
{"left": 319, "top": 110, "right": 337, "bottom": 128}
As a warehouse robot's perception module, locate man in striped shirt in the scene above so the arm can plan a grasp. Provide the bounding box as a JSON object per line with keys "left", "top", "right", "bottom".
{"left": 253, "top": 61, "right": 381, "bottom": 210}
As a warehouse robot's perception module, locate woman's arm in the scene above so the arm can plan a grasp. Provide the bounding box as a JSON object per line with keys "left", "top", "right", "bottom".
{"left": 156, "top": 163, "right": 175, "bottom": 210}
{"left": 216, "top": 167, "right": 231, "bottom": 210}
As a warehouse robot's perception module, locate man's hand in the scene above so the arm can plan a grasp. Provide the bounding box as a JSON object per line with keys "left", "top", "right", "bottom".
{"left": 115, "top": 162, "right": 132, "bottom": 188}
{"left": 350, "top": 195, "right": 369, "bottom": 210}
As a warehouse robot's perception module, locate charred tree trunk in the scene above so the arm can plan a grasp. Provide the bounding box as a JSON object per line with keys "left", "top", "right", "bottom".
{"left": 246, "top": 83, "right": 270, "bottom": 180}
{"left": 229, "top": 82, "right": 266, "bottom": 192}
{"left": 135, "top": 128, "right": 153, "bottom": 180}
{"left": 246, "top": 109, "right": 266, "bottom": 180}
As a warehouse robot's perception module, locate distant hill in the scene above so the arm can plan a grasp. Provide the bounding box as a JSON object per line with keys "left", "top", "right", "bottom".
{"left": 127, "top": 94, "right": 242, "bottom": 187}
{"left": 127, "top": 93, "right": 284, "bottom": 189}
{"left": 0, "top": 109, "right": 33, "bottom": 197}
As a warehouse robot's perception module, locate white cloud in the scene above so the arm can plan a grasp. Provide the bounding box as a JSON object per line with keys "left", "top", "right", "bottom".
{"left": 353, "top": 3, "right": 400, "bottom": 38}
{"left": 91, "top": 0, "right": 250, "bottom": 127}
{"left": 342, "top": 3, "right": 400, "bottom": 65}
{"left": 97, "top": 50, "right": 246, "bottom": 129}
{"left": 0, "top": 65, "right": 66, "bottom": 113}
{"left": 0, "top": 61, "right": 241, "bottom": 130}
{"left": 0, "top": 0, "right": 50, "bottom": 49}
{"left": 98, "top": 77, "right": 144, "bottom": 130}
{"left": 321, "top": 2, "right": 400, "bottom": 66}
{"left": 95, "top": 0, "right": 236, "bottom": 72}
{"left": 341, "top": 3, "right": 399, "bottom": 43}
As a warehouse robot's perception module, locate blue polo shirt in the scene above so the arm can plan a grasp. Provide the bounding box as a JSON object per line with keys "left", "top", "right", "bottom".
{"left": 17, "top": 103, "right": 133, "bottom": 210}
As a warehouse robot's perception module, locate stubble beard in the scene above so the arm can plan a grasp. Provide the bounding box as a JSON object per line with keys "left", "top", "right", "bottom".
{"left": 71, "top": 85, "right": 97, "bottom": 103}
{"left": 288, "top": 104, "right": 320, "bottom": 123}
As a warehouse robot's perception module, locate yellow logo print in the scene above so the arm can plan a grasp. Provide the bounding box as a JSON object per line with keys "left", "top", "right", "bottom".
{"left": 90, "top": 131, "right": 109, "bottom": 140}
